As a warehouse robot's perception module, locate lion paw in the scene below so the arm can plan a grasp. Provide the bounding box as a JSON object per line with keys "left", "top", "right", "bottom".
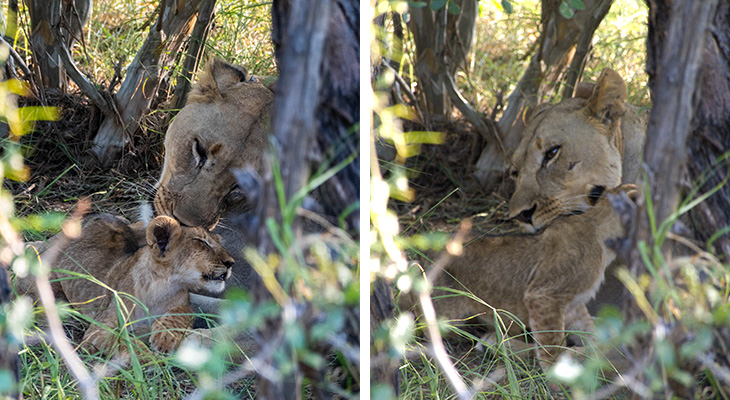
{"left": 150, "top": 330, "right": 182, "bottom": 353}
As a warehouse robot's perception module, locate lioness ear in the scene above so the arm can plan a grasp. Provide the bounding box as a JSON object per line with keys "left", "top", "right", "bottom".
{"left": 585, "top": 68, "right": 627, "bottom": 125}
{"left": 146, "top": 216, "right": 181, "bottom": 258}
{"left": 523, "top": 102, "right": 552, "bottom": 124}
{"left": 188, "top": 58, "right": 250, "bottom": 102}
{"left": 619, "top": 183, "right": 639, "bottom": 202}
{"left": 573, "top": 81, "right": 595, "bottom": 99}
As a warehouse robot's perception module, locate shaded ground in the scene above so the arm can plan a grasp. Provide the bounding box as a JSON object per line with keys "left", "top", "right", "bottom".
{"left": 5, "top": 90, "right": 166, "bottom": 239}
{"left": 387, "top": 119, "right": 520, "bottom": 237}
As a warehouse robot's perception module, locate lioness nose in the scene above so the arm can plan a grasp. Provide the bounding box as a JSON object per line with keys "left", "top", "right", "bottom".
{"left": 514, "top": 205, "right": 536, "bottom": 225}
{"left": 223, "top": 260, "right": 234, "bottom": 269}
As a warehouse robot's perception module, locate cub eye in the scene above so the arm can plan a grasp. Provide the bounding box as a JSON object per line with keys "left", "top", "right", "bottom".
{"left": 542, "top": 145, "right": 561, "bottom": 165}
{"left": 193, "top": 238, "right": 212, "bottom": 249}
{"left": 249, "top": 76, "right": 257, "bottom": 82}
{"left": 192, "top": 139, "right": 208, "bottom": 168}
{"left": 509, "top": 169, "right": 519, "bottom": 179}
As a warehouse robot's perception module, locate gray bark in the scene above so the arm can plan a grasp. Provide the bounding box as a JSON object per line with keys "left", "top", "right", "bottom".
{"left": 28, "top": 0, "right": 92, "bottom": 90}
{"left": 251, "top": 0, "right": 332, "bottom": 397}
{"left": 408, "top": 0, "right": 477, "bottom": 120}
{"left": 171, "top": 0, "right": 217, "bottom": 111}
{"left": 620, "top": 1, "right": 718, "bottom": 397}
{"left": 91, "top": 0, "right": 201, "bottom": 166}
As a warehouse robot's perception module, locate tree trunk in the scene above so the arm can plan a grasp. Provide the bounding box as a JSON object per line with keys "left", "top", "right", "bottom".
{"left": 684, "top": 1, "right": 730, "bottom": 259}
{"left": 370, "top": 278, "right": 399, "bottom": 395}
{"left": 28, "top": 0, "right": 92, "bottom": 90}
{"left": 621, "top": 1, "right": 718, "bottom": 397}
{"left": 408, "top": 0, "right": 477, "bottom": 121}
{"left": 171, "top": 0, "right": 217, "bottom": 111}
{"left": 91, "top": 0, "right": 200, "bottom": 167}
{"left": 237, "top": 0, "right": 360, "bottom": 396}
{"left": 474, "top": 0, "right": 613, "bottom": 190}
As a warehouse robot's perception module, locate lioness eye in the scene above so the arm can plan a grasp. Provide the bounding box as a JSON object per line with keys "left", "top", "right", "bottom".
{"left": 193, "top": 238, "right": 212, "bottom": 249}
{"left": 543, "top": 145, "right": 561, "bottom": 164}
{"left": 192, "top": 139, "right": 208, "bottom": 168}
{"left": 249, "top": 76, "right": 257, "bottom": 82}
{"left": 510, "top": 169, "right": 518, "bottom": 179}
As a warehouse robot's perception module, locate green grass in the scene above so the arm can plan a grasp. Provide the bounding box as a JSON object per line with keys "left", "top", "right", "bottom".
{"left": 14, "top": 274, "right": 256, "bottom": 399}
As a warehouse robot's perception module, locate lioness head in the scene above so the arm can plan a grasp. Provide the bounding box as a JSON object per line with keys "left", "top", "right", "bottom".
{"left": 155, "top": 59, "right": 273, "bottom": 228}
{"left": 509, "top": 69, "right": 628, "bottom": 232}
{"left": 146, "top": 216, "right": 234, "bottom": 294}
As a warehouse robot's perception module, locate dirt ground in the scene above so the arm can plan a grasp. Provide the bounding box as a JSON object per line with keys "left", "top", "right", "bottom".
{"left": 386, "top": 119, "right": 521, "bottom": 238}
{"left": 6, "top": 89, "right": 167, "bottom": 240}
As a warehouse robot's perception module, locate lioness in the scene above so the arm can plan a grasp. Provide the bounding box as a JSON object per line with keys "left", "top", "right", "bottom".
{"left": 23, "top": 214, "right": 233, "bottom": 356}
{"left": 154, "top": 58, "right": 272, "bottom": 291}
{"left": 509, "top": 69, "right": 646, "bottom": 231}
{"left": 508, "top": 69, "right": 646, "bottom": 310}
{"left": 403, "top": 184, "right": 636, "bottom": 371}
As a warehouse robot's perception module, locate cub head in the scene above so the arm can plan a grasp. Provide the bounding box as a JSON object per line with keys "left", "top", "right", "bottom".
{"left": 146, "top": 216, "right": 234, "bottom": 294}
{"left": 509, "top": 68, "right": 628, "bottom": 232}
{"left": 155, "top": 58, "right": 273, "bottom": 228}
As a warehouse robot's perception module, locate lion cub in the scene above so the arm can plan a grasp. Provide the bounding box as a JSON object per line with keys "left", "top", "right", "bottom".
{"left": 405, "top": 184, "right": 636, "bottom": 371}
{"left": 29, "top": 214, "right": 234, "bottom": 356}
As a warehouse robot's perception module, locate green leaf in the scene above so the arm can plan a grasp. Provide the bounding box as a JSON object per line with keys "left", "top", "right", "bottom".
{"left": 447, "top": 0, "right": 461, "bottom": 14}
{"left": 559, "top": 1, "right": 575, "bottom": 18}
{"left": 429, "top": 0, "right": 447, "bottom": 11}
{"left": 566, "top": 0, "right": 586, "bottom": 10}
{"left": 409, "top": 1, "right": 427, "bottom": 7}
{"left": 713, "top": 303, "right": 730, "bottom": 326}
{"left": 501, "top": 0, "right": 513, "bottom": 13}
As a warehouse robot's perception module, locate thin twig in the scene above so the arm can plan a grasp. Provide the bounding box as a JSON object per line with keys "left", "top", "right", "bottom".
{"left": 418, "top": 291, "right": 473, "bottom": 399}
{"left": 33, "top": 199, "right": 99, "bottom": 399}
{"left": 0, "top": 37, "right": 31, "bottom": 77}
{"left": 417, "top": 219, "right": 474, "bottom": 399}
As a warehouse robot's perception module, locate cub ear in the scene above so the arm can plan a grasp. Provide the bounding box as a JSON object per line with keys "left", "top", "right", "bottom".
{"left": 585, "top": 68, "right": 627, "bottom": 125}
{"left": 146, "top": 216, "right": 181, "bottom": 258}
{"left": 188, "top": 58, "right": 250, "bottom": 103}
{"left": 612, "top": 183, "right": 639, "bottom": 202}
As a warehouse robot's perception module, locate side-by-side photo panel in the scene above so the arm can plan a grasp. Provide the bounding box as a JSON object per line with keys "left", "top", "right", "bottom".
{"left": 371, "top": 0, "right": 730, "bottom": 398}
{"left": 1, "top": 0, "right": 360, "bottom": 398}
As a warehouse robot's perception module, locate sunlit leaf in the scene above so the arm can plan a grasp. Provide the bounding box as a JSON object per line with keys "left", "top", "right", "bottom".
{"left": 5, "top": 79, "right": 28, "bottom": 96}
{"left": 403, "top": 131, "right": 445, "bottom": 145}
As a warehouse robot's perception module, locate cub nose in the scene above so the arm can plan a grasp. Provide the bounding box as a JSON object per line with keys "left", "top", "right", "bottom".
{"left": 514, "top": 205, "right": 536, "bottom": 225}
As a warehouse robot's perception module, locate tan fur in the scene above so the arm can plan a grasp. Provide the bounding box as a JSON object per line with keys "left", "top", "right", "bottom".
{"left": 154, "top": 58, "right": 273, "bottom": 230}
{"left": 509, "top": 68, "right": 646, "bottom": 232}
{"left": 24, "top": 214, "right": 234, "bottom": 356}
{"left": 403, "top": 185, "right": 637, "bottom": 372}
